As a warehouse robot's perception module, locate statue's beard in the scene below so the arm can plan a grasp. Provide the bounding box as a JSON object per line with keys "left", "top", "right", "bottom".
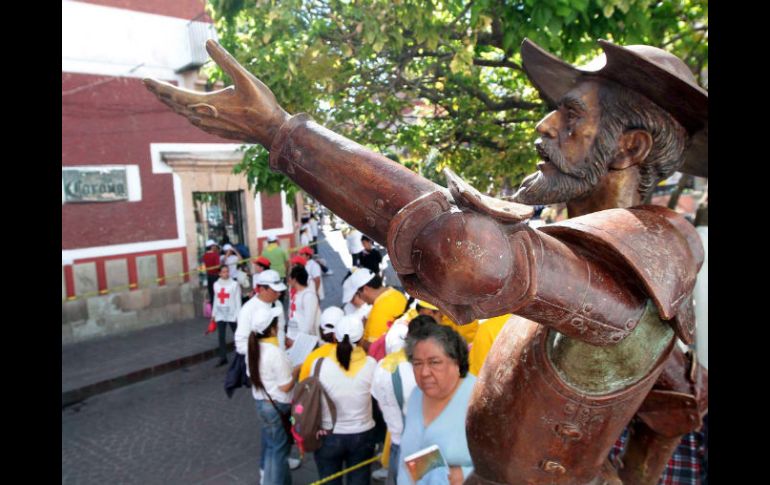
{"left": 512, "top": 136, "right": 613, "bottom": 205}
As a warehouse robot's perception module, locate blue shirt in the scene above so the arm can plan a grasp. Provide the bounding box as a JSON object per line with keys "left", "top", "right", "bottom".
{"left": 397, "top": 375, "right": 476, "bottom": 485}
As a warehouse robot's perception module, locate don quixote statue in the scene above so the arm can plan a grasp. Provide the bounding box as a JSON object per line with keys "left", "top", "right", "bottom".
{"left": 145, "top": 37, "right": 707, "bottom": 485}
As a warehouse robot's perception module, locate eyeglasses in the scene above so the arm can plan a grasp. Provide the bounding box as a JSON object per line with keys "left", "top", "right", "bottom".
{"left": 412, "top": 358, "right": 447, "bottom": 371}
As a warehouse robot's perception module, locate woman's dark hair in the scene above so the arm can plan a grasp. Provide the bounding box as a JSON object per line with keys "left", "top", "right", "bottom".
{"left": 361, "top": 235, "right": 373, "bottom": 243}
{"left": 405, "top": 319, "right": 470, "bottom": 378}
{"left": 407, "top": 315, "right": 438, "bottom": 336}
{"left": 290, "top": 265, "right": 309, "bottom": 286}
{"left": 336, "top": 335, "right": 353, "bottom": 370}
{"left": 364, "top": 274, "right": 383, "bottom": 289}
{"left": 247, "top": 317, "right": 278, "bottom": 389}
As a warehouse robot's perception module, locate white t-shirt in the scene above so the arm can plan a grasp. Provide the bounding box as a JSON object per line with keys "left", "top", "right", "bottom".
{"left": 312, "top": 354, "right": 377, "bottom": 434}
{"left": 305, "top": 259, "right": 325, "bottom": 300}
{"left": 223, "top": 254, "right": 239, "bottom": 275}
{"left": 235, "top": 297, "right": 286, "bottom": 354}
{"left": 212, "top": 278, "right": 241, "bottom": 322}
{"left": 371, "top": 360, "right": 417, "bottom": 444}
{"left": 346, "top": 229, "right": 364, "bottom": 255}
{"left": 247, "top": 340, "right": 294, "bottom": 404}
{"left": 300, "top": 226, "right": 311, "bottom": 246}
{"left": 288, "top": 287, "right": 320, "bottom": 338}
{"left": 310, "top": 219, "right": 319, "bottom": 238}
{"left": 344, "top": 302, "right": 372, "bottom": 322}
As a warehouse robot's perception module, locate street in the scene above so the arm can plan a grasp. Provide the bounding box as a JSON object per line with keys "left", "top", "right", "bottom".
{"left": 62, "top": 356, "right": 320, "bottom": 484}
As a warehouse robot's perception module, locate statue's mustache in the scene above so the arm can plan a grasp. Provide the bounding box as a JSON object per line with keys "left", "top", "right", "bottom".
{"left": 536, "top": 140, "right": 581, "bottom": 178}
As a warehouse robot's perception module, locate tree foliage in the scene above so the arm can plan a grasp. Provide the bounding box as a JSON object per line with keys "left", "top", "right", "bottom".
{"left": 207, "top": 0, "right": 707, "bottom": 196}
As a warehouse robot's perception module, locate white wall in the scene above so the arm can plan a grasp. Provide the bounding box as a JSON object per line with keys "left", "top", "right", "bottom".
{"left": 62, "top": 0, "right": 216, "bottom": 86}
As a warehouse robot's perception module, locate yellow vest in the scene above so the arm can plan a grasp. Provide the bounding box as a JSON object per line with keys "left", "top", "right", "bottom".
{"left": 468, "top": 314, "right": 511, "bottom": 376}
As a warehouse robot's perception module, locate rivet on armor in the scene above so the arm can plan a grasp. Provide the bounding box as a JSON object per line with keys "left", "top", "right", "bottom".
{"left": 291, "top": 148, "right": 302, "bottom": 162}
{"left": 374, "top": 198, "right": 385, "bottom": 210}
{"left": 564, "top": 403, "right": 577, "bottom": 414}
{"left": 571, "top": 317, "right": 583, "bottom": 328}
{"left": 541, "top": 461, "right": 566, "bottom": 475}
{"left": 555, "top": 423, "right": 583, "bottom": 440}
{"left": 583, "top": 303, "right": 593, "bottom": 313}
{"left": 626, "top": 319, "right": 635, "bottom": 329}
{"left": 366, "top": 215, "right": 376, "bottom": 227}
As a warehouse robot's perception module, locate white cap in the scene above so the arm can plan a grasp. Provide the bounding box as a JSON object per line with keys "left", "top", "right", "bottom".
{"left": 341, "top": 268, "right": 375, "bottom": 304}
{"left": 223, "top": 243, "right": 234, "bottom": 251}
{"left": 252, "top": 306, "right": 283, "bottom": 334}
{"left": 253, "top": 270, "right": 287, "bottom": 292}
{"left": 320, "top": 306, "right": 345, "bottom": 334}
{"left": 385, "top": 321, "right": 409, "bottom": 355}
{"left": 334, "top": 314, "right": 364, "bottom": 343}
{"left": 266, "top": 234, "right": 278, "bottom": 242}
{"left": 206, "top": 239, "right": 217, "bottom": 248}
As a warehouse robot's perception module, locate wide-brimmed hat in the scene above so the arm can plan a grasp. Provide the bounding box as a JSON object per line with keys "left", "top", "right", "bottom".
{"left": 521, "top": 39, "right": 707, "bottom": 178}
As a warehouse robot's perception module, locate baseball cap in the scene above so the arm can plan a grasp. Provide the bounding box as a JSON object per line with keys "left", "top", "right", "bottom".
{"left": 254, "top": 256, "right": 271, "bottom": 268}
{"left": 299, "top": 246, "right": 314, "bottom": 256}
{"left": 253, "top": 269, "right": 287, "bottom": 292}
{"left": 334, "top": 314, "right": 364, "bottom": 343}
{"left": 223, "top": 243, "right": 234, "bottom": 252}
{"left": 205, "top": 239, "right": 217, "bottom": 248}
{"left": 266, "top": 234, "right": 278, "bottom": 242}
{"left": 290, "top": 255, "right": 308, "bottom": 267}
{"left": 342, "top": 268, "right": 375, "bottom": 304}
{"left": 252, "top": 306, "right": 283, "bottom": 334}
{"left": 319, "top": 306, "right": 345, "bottom": 334}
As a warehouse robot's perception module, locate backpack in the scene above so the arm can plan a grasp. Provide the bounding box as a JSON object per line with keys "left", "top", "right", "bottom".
{"left": 290, "top": 357, "right": 337, "bottom": 454}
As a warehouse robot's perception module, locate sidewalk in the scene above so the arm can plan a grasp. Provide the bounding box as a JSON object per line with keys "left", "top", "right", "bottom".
{"left": 62, "top": 231, "right": 351, "bottom": 408}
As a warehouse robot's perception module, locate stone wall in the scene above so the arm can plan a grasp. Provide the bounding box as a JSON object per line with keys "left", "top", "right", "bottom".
{"left": 62, "top": 283, "right": 205, "bottom": 345}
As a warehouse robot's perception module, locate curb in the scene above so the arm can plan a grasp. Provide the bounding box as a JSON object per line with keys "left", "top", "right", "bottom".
{"left": 62, "top": 342, "right": 235, "bottom": 408}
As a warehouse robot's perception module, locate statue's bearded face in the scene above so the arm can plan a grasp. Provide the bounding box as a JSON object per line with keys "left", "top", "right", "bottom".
{"left": 513, "top": 80, "right": 617, "bottom": 205}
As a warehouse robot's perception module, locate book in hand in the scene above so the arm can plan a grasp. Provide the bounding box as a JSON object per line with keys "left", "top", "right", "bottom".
{"left": 403, "top": 444, "right": 448, "bottom": 484}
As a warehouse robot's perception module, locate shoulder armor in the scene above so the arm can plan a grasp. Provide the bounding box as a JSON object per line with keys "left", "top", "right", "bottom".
{"left": 540, "top": 205, "right": 704, "bottom": 344}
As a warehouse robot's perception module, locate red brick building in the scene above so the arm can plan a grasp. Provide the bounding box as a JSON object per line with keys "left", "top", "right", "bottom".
{"left": 62, "top": 0, "right": 299, "bottom": 343}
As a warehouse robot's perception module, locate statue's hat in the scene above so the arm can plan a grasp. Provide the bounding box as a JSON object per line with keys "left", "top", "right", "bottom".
{"left": 521, "top": 39, "right": 707, "bottom": 178}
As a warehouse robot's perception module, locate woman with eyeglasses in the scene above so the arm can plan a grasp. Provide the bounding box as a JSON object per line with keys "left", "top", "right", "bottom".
{"left": 397, "top": 318, "right": 475, "bottom": 485}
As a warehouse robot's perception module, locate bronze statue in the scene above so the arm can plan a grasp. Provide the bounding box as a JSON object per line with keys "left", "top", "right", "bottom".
{"left": 145, "top": 38, "right": 707, "bottom": 484}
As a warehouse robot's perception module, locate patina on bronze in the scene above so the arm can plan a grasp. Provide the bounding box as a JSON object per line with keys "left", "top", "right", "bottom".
{"left": 144, "top": 38, "right": 707, "bottom": 485}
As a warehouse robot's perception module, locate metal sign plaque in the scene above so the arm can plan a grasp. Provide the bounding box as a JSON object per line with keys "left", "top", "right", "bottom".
{"left": 62, "top": 168, "right": 129, "bottom": 202}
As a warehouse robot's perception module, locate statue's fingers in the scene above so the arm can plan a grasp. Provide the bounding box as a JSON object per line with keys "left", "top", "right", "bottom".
{"left": 143, "top": 78, "right": 209, "bottom": 106}
{"left": 205, "top": 40, "right": 259, "bottom": 99}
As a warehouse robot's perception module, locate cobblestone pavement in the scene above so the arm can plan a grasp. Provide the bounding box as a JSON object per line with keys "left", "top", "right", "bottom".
{"left": 62, "top": 357, "right": 325, "bottom": 484}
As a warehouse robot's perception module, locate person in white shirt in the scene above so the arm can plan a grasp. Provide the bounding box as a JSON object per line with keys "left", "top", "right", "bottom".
{"left": 287, "top": 265, "right": 320, "bottom": 340}
{"left": 299, "top": 246, "right": 324, "bottom": 301}
{"left": 309, "top": 315, "right": 378, "bottom": 485}
{"left": 342, "top": 269, "right": 373, "bottom": 323}
{"left": 345, "top": 227, "right": 364, "bottom": 267}
{"left": 236, "top": 270, "right": 288, "bottom": 352}
{"left": 309, "top": 213, "right": 320, "bottom": 243}
{"left": 247, "top": 305, "right": 295, "bottom": 485}
{"left": 212, "top": 265, "right": 242, "bottom": 367}
{"left": 371, "top": 316, "right": 433, "bottom": 485}
{"left": 221, "top": 243, "right": 242, "bottom": 276}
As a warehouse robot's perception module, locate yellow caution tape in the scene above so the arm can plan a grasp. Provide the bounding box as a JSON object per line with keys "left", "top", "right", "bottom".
{"left": 309, "top": 454, "right": 383, "bottom": 485}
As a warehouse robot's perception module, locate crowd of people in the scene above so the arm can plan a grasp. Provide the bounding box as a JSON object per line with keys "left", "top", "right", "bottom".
{"left": 202, "top": 214, "right": 707, "bottom": 485}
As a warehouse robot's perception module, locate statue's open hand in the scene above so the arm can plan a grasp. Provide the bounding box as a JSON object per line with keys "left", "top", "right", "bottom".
{"left": 143, "top": 40, "right": 289, "bottom": 147}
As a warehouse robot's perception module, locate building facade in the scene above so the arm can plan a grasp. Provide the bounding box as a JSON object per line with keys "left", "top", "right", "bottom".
{"left": 62, "top": 0, "right": 299, "bottom": 343}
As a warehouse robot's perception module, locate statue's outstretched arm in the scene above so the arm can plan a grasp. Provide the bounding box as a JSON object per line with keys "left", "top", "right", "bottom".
{"left": 143, "top": 40, "right": 289, "bottom": 146}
